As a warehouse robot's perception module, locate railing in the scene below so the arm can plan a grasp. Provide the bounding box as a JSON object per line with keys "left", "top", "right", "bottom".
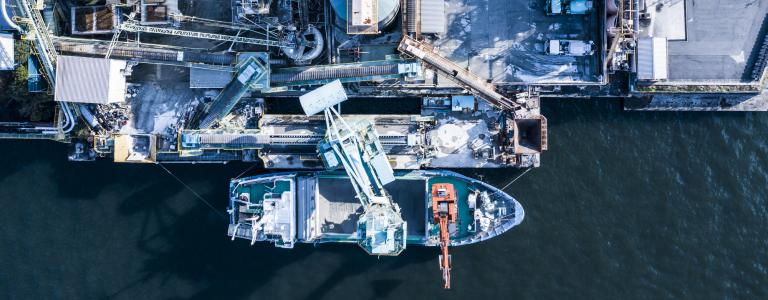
{"left": 118, "top": 22, "right": 293, "bottom": 48}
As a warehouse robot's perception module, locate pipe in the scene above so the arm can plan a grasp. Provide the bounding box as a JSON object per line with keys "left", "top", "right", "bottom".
{"left": 1, "top": 0, "right": 21, "bottom": 32}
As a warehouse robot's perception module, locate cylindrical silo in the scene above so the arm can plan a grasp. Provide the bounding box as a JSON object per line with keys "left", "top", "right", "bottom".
{"left": 330, "top": 0, "right": 400, "bottom": 33}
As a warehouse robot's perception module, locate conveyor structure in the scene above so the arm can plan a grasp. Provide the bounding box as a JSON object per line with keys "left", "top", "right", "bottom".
{"left": 398, "top": 36, "right": 523, "bottom": 112}
{"left": 178, "top": 114, "right": 421, "bottom": 157}
{"left": 54, "top": 37, "right": 236, "bottom": 68}
{"left": 196, "top": 54, "right": 271, "bottom": 129}
{"left": 271, "top": 59, "right": 422, "bottom": 87}
{"left": 116, "top": 21, "right": 294, "bottom": 48}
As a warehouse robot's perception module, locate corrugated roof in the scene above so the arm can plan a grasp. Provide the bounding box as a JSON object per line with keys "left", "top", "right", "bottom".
{"left": 407, "top": 0, "right": 446, "bottom": 34}
{"left": 54, "top": 55, "right": 128, "bottom": 103}
{"left": 0, "top": 32, "right": 13, "bottom": 70}
{"left": 637, "top": 37, "right": 668, "bottom": 81}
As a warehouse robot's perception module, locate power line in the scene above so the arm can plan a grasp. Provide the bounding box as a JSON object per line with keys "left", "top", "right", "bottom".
{"left": 157, "top": 163, "right": 227, "bottom": 220}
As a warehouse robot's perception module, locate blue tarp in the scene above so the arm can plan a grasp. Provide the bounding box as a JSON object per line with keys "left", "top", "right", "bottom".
{"left": 570, "top": 1, "right": 592, "bottom": 14}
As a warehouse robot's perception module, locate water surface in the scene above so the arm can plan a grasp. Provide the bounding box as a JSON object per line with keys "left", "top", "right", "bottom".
{"left": 0, "top": 99, "right": 766, "bottom": 299}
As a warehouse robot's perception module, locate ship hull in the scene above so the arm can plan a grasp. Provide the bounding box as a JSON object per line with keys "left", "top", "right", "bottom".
{"left": 227, "top": 170, "right": 524, "bottom": 248}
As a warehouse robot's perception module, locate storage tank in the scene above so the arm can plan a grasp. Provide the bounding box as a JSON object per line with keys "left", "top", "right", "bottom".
{"left": 330, "top": 0, "right": 400, "bottom": 33}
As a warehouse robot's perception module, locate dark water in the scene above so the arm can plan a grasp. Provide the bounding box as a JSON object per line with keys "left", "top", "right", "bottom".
{"left": 1, "top": 99, "right": 767, "bottom": 299}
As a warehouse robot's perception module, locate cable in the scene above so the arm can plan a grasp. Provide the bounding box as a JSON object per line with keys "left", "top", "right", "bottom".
{"left": 235, "top": 163, "right": 260, "bottom": 179}
{"left": 157, "top": 163, "right": 227, "bottom": 220}
{"left": 499, "top": 167, "right": 533, "bottom": 191}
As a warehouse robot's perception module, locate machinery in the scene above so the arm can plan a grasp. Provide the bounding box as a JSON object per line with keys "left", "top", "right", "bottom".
{"left": 432, "top": 183, "right": 458, "bottom": 289}
{"left": 194, "top": 54, "right": 270, "bottom": 129}
{"left": 546, "top": 0, "right": 593, "bottom": 15}
{"left": 546, "top": 39, "right": 595, "bottom": 56}
{"left": 301, "top": 80, "right": 407, "bottom": 256}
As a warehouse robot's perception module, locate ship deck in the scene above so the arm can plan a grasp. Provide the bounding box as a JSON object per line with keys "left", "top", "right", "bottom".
{"left": 233, "top": 179, "right": 292, "bottom": 218}
{"left": 316, "top": 176, "right": 427, "bottom": 238}
{"left": 427, "top": 176, "right": 474, "bottom": 239}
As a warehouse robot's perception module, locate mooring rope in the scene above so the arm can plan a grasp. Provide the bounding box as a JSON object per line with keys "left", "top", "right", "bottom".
{"left": 500, "top": 168, "right": 533, "bottom": 191}
{"left": 157, "top": 163, "right": 227, "bottom": 220}
{"left": 235, "top": 163, "right": 260, "bottom": 179}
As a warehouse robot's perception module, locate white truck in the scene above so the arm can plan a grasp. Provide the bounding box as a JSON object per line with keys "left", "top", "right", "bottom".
{"left": 545, "top": 40, "right": 595, "bottom": 56}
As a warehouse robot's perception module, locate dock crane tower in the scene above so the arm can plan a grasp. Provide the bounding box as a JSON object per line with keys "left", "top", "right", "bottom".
{"left": 300, "top": 80, "right": 407, "bottom": 256}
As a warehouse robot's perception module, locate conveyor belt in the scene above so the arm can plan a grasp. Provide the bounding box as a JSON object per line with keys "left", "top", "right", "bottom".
{"left": 198, "top": 133, "right": 269, "bottom": 147}
{"left": 264, "top": 134, "right": 407, "bottom": 145}
{"left": 54, "top": 40, "right": 235, "bottom": 66}
{"left": 157, "top": 151, "right": 243, "bottom": 161}
{"left": 398, "top": 36, "right": 522, "bottom": 111}
{"left": 271, "top": 63, "right": 401, "bottom": 83}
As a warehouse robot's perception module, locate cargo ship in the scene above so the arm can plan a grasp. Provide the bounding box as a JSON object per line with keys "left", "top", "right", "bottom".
{"left": 226, "top": 169, "right": 524, "bottom": 250}
{"left": 226, "top": 80, "right": 525, "bottom": 288}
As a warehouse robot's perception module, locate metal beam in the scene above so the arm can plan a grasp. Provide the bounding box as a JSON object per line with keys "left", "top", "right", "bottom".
{"left": 118, "top": 22, "right": 292, "bottom": 48}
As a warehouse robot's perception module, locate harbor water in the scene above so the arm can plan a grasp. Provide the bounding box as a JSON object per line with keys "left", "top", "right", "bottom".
{"left": 0, "top": 99, "right": 766, "bottom": 299}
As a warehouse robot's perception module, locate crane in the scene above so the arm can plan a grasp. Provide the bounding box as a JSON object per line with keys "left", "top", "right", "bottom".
{"left": 300, "top": 80, "right": 407, "bottom": 256}
{"left": 432, "top": 183, "right": 458, "bottom": 289}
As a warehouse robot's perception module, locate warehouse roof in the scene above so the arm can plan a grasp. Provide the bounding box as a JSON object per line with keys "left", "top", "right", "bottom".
{"left": 407, "top": 0, "right": 446, "bottom": 34}
{"left": 637, "top": 37, "right": 668, "bottom": 81}
{"left": 54, "top": 55, "right": 128, "bottom": 104}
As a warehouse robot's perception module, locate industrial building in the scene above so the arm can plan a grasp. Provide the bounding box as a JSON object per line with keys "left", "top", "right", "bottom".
{"left": 53, "top": 55, "right": 129, "bottom": 104}
{"left": 0, "top": 0, "right": 765, "bottom": 162}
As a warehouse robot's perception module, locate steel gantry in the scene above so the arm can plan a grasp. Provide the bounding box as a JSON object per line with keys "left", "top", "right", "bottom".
{"left": 116, "top": 21, "right": 294, "bottom": 48}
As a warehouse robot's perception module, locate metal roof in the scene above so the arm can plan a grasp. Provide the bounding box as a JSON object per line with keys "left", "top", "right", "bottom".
{"left": 637, "top": 37, "right": 668, "bottom": 81}
{"left": 0, "top": 32, "right": 13, "bottom": 70}
{"left": 407, "top": 0, "right": 446, "bottom": 34}
{"left": 299, "top": 80, "right": 348, "bottom": 116}
{"left": 54, "top": 55, "right": 128, "bottom": 103}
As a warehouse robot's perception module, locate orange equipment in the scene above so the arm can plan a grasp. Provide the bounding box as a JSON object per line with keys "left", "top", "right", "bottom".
{"left": 431, "top": 183, "right": 458, "bottom": 289}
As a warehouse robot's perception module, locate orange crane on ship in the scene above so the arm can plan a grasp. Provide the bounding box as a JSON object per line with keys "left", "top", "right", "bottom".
{"left": 432, "top": 183, "right": 458, "bottom": 289}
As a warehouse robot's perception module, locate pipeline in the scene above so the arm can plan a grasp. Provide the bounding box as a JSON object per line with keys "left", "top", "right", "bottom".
{"left": 15, "top": 0, "right": 77, "bottom": 135}
{"left": 1, "top": 0, "right": 21, "bottom": 31}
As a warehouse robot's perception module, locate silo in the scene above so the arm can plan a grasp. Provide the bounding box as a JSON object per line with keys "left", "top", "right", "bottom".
{"left": 330, "top": 0, "right": 400, "bottom": 34}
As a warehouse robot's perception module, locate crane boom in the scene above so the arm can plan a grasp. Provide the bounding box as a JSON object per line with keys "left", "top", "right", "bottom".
{"left": 300, "top": 80, "right": 407, "bottom": 256}
{"left": 432, "top": 183, "right": 458, "bottom": 289}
